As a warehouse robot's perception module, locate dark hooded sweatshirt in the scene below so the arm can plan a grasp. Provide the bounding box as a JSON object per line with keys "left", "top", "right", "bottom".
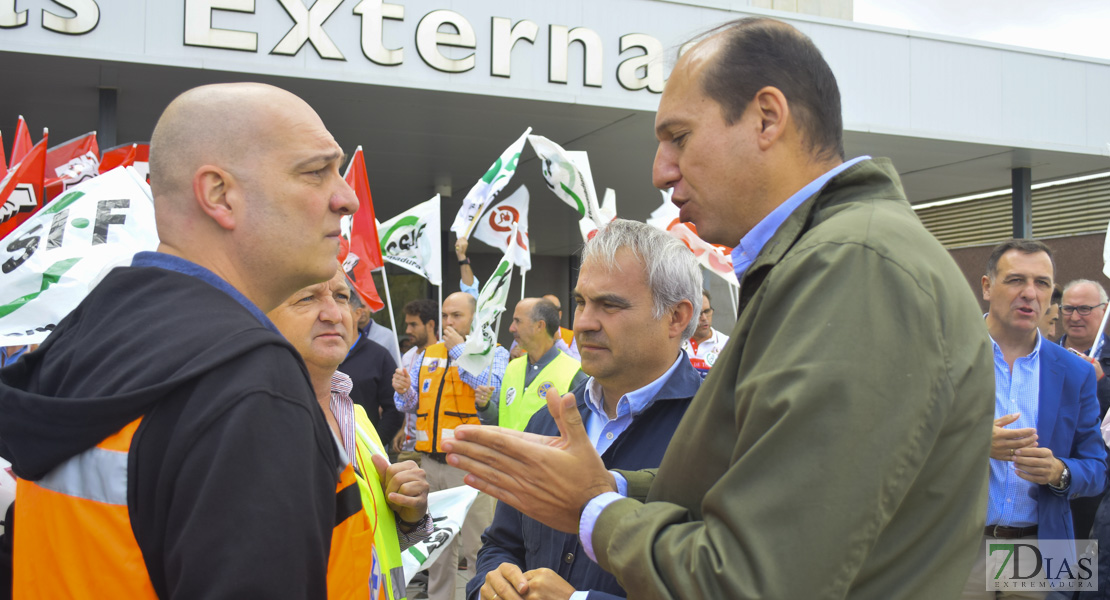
{"left": 0, "top": 253, "right": 343, "bottom": 599}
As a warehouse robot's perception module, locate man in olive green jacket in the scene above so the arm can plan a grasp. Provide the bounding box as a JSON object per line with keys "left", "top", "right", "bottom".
{"left": 444, "top": 17, "right": 994, "bottom": 600}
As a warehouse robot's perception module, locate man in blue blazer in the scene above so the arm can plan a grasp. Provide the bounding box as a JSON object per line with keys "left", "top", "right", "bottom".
{"left": 962, "top": 239, "right": 1107, "bottom": 599}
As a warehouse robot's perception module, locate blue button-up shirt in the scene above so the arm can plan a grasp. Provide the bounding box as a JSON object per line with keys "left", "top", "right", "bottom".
{"left": 731, "top": 156, "right": 870, "bottom": 282}
{"left": 986, "top": 334, "right": 1042, "bottom": 527}
{"left": 582, "top": 353, "right": 684, "bottom": 456}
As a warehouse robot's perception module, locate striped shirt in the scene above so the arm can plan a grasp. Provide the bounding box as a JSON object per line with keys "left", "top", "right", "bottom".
{"left": 331, "top": 370, "right": 432, "bottom": 547}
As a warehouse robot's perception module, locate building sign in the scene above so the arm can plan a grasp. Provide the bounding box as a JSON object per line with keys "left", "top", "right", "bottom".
{"left": 1, "top": 0, "right": 668, "bottom": 96}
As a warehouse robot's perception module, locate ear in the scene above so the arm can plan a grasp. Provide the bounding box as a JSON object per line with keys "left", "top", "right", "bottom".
{"left": 981, "top": 275, "right": 991, "bottom": 302}
{"left": 669, "top": 299, "right": 695, "bottom": 338}
{"left": 192, "top": 165, "right": 240, "bottom": 231}
{"left": 752, "top": 86, "right": 790, "bottom": 151}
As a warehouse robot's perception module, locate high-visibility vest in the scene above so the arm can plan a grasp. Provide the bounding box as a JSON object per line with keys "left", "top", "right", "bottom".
{"left": 498, "top": 350, "right": 581, "bottom": 432}
{"left": 352, "top": 405, "right": 407, "bottom": 600}
{"left": 15, "top": 416, "right": 370, "bottom": 599}
{"left": 14, "top": 419, "right": 158, "bottom": 599}
{"left": 414, "top": 342, "right": 479, "bottom": 453}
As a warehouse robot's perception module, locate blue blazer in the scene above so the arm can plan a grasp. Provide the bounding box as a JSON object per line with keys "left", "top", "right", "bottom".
{"left": 1036, "top": 341, "right": 1108, "bottom": 541}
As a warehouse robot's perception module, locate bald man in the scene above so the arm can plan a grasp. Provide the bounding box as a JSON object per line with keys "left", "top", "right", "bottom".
{"left": 0, "top": 83, "right": 359, "bottom": 598}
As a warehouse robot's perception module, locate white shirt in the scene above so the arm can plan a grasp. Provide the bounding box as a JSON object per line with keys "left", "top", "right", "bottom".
{"left": 681, "top": 327, "right": 729, "bottom": 373}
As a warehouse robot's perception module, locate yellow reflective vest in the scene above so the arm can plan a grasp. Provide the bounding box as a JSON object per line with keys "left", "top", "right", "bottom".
{"left": 497, "top": 350, "right": 582, "bottom": 431}
{"left": 352, "top": 405, "right": 408, "bottom": 600}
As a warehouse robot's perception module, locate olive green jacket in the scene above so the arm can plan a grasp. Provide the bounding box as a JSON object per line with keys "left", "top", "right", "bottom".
{"left": 594, "top": 158, "right": 994, "bottom": 599}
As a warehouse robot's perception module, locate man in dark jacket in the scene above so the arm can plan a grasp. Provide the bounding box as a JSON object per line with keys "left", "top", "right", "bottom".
{"left": 0, "top": 83, "right": 359, "bottom": 598}
{"left": 340, "top": 286, "right": 403, "bottom": 442}
{"left": 468, "top": 220, "right": 702, "bottom": 600}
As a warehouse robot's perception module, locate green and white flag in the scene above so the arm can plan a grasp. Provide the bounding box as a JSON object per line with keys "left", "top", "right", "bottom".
{"left": 527, "top": 135, "right": 605, "bottom": 229}
{"left": 456, "top": 225, "right": 515, "bottom": 374}
{"left": 379, "top": 195, "right": 442, "bottom": 286}
{"left": 0, "top": 167, "right": 158, "bottom": 345}
{"left": 451, "top": 127, "right": 532, "bottom": 240}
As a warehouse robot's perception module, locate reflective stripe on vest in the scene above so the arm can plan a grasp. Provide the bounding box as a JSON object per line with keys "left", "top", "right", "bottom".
{"left": 14, "top": 418, "right": 158, "bottom": 599}
{"left": 353, "top": 405, "right": 408, "bottom": 600}
{"left": 414, "top": 342, "right": 478, "bottom": 453}
{"left": 498, "top": 351, "right": 582, "bottom": 432}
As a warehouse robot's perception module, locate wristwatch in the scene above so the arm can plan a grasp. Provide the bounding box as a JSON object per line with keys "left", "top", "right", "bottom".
{"left": 1048, "top": 463, "right": 1071, "bottom": 491}
{"left": 458, "top": 258, "right": 470, "bottom": 266}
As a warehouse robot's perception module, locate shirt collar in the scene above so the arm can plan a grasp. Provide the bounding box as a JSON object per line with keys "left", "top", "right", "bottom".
{"left": 584, "top": 352, "right": 684, "bottom": 422}
{"left": 731, "top": 155, "right": 870, "bottom": 282}
{"left": 131, "top": 251, "right": 280, "bottom": 334}
{"left": 529, "top": 343, "right": 562, "bottom": 369}
{"left": 988, "top": 331, "right": 1044, "bottom": 361}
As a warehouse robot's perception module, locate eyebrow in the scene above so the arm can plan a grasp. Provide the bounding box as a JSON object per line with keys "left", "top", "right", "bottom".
{"left": 294, "top": 150, "right": 346, "bottom": 171}
{"left": 589, "top": 292, "right": 632, "bottom": 308}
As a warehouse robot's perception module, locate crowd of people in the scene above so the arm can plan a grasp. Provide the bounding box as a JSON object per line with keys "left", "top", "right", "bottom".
{"left": 3, "top": 13, "right": 1110, "bottom": 600}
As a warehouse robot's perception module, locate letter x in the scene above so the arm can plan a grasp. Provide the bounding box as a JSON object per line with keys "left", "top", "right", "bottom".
{"left": 272, "top": 0, "right": 345, "bottom": 59}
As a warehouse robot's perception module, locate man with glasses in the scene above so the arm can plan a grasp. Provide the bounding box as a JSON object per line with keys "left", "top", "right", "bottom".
{"left": 1060, "top": 279, "right": 1110, "bottom": 414}
{"left": 681, "top": 290, "right": 730, "bottom": 377}
{"left": 1058, "top": 279, "right": 1110, "bottom": 543}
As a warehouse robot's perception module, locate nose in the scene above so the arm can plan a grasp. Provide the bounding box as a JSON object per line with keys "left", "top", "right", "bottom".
{"left": 319, "top": 298, "right": 343, "bottom": 323}
{"left": 574, "top": 302, "right": 601, "bottom": 335}
{"left": 652, "top": 143, "right": 679, "bottom": 191}
{"left": 333, "top": 179, "right": 359, "bottom": 215}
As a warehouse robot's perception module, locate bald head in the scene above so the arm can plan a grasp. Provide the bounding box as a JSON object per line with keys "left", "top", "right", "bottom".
{"left": 147, "top": 82, "right": 358, "bottom": 313}
{"left": 151, "top": 83, "right": 313, "bottom": 209}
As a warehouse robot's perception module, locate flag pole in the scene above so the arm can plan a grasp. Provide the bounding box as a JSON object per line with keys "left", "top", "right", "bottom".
{"left": 379, "top": 267, "right": 402, "bottom": 365}
{"left": 437, "top": 284, "right": 443, "bottom": 340}
{"left": 520, "top": 270, "right": 527, "bottom": 302}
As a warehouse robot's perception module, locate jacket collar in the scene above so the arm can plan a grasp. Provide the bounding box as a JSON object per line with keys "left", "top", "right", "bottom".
{"left": 572, "top": 350, "right": 703, "bottom": 416}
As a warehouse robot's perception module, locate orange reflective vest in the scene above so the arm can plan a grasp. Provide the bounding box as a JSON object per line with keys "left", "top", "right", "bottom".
{"left": 15, "top": 417, "right": 371, "bottom": 599}
{"left": 558, "top": 327, "right": 574, "bottom": 347}
{"left": 414, "top": 342, "right": 479, "bottom": 453}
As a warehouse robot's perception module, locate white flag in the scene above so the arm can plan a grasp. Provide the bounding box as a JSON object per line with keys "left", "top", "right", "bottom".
{"left": 579, "top": 187, "right": 617, "bottom": 242}
{"left": 0, "top": 167, "right": 158, "bottom": 345}
{"left": 451, "top": 127, "right": 532, "bottom": 240}
{"left": 379, "top": 195, "right": 442, "bottom": 286}
{"left": 457, "top": 230, "right": 515, "bottom": 374}
{"left": 473, "top": 185, "right": 531, "bottom": 273}
{"left": 647, "top": 189, "right": 739, "bottom": 287}
{"left": 527, "top": 135, "right": 605, "bottom": 229}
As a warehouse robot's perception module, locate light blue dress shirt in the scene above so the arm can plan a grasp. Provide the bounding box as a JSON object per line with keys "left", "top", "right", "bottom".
{"left": 986, "top": 334, "right": 1042, "bottom": 527}
{"left": 731, "top": 155, "right": 869, "bottom": 282}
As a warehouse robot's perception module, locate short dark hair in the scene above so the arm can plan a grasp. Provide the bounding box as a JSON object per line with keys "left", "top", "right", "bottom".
{"left": 695, "top": 17, "right": 844, "bottom": 162}
{"left": 702, "top": 289, "right": 711, "bottom": 304}
{"left": 985, "top": 239, "right": 1055, "bottom": 279}
{"left": 530, "top": 299, "right": 560, "bottom": 338}
{"left": 403, "top": 299, "right": 439, "bottom": 330}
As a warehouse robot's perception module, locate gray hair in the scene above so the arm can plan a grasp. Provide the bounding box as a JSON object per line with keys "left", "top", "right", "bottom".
{"left": 1063, "top": 279, "right": 1109, "bottom": 304}
{"left": 581, "top": 219, "right": 702, "bottom": 338}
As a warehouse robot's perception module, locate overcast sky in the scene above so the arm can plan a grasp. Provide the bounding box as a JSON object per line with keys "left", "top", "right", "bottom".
{"left": 853, "top": 0, "right": 1110, "bottom": 60}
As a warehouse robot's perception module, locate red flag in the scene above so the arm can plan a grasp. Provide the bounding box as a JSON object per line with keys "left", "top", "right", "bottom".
{"left": 0, "top": 136, "right": 48, "bottom": 239}
{"left": 341, "top": 147, "right": 385, "bottom": 312}
{"left": 45, "top": 131, "right": 100, "bottom": 201}
{"left": 10, "top": 116, "right": 33, "bottom": 166}
{"left": 0, "top": 130, "right": 7, "bottom": 175}
{"left": 99, "top": 142, "right": 142, "bottom": 173}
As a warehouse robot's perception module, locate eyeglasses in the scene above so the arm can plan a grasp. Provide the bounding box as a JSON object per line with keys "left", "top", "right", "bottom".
{"left": 700, "top": 308, "right": 713, "bottom": 317}
{"left": 1061, "top": 303, "right": 1107, "bottom": 316}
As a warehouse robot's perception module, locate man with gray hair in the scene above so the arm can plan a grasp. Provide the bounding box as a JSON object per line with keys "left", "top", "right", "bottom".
{"left": 468, "top": 219, "right": 703, "bottom": 600}
{"left": 1060, "top": 279, "right": 1110, "bottom": 415}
